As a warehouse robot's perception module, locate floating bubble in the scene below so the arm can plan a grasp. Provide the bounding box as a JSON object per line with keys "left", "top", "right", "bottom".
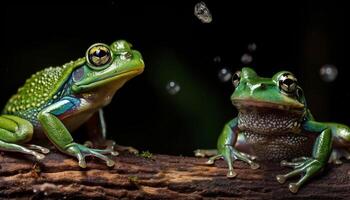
{"left": 194, "top": 2, "right": 212, "bottom": 23}
{"left": 241, "top": 53, "right": 253, "bottom": 64}
{"left": 218, "top": 68, "right": 232, "bottom": 82}
{"left": 247, "top": 43, "right": 257, "bottom": 52}
{"left": 213, "top": 56, "right": 221, "bottom": 63}
{"left": 166, "top": 81, "right": 181, "bottom": 95}
{"left": 320, "top": 64, "right": 338, "bottom": 82}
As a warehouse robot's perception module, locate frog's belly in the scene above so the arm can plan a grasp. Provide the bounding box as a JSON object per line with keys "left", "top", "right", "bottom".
{"left": 241, "top": 131, "right": 315, "bottom": 161}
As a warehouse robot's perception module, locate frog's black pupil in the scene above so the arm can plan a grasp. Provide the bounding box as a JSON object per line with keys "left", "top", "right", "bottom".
{"left": 94, "top": 49, "right": 107, "bottom": 57}
{"left": 283, "top": 78, "right": 294, "bottom": 86}
{"left": 232, "top": 74, "right": 239, "bottom": 81}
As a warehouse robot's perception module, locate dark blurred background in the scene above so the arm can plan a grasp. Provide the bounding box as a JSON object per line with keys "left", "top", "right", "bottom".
{"left": 1, "top": 1, "right": 348, "bottom": 156}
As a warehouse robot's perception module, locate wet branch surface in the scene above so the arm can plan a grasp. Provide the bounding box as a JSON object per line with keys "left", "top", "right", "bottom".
{"left": 0, "top": 149, "right": 350, "bottom": 200}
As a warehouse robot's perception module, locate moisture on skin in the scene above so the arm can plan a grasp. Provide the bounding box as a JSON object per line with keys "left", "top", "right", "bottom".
{"left": 0, "top": 40, "right": 144, "bottom": 168}
{"left": 196, "top": 67, "right": 350, "bottom": 193}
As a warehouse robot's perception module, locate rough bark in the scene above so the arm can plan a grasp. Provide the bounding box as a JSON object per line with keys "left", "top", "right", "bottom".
{"left": 0, "top": 150, "right": 349, "bottom": 200}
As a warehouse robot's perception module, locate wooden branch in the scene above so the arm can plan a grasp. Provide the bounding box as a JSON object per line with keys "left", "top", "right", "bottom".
{"left": 0, "top": 149, "right": 350, "bottom": 199}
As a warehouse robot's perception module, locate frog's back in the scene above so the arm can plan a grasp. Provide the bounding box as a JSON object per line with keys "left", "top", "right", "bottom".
{"left": 2, "top": 58, "right": 85, "bottom": 123}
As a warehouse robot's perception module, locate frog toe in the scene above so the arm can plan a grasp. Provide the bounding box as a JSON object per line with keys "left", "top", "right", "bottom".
{"left": 34, "top": 153, "right": 46, "bottom": 160}
{"left": 276, "top": 174, "right": 286, "bottom": 184}
{"left": 288, "top": 183, "right": 300, "bottom": 193}
{"left": 206, "top": 154, "right": 222, "bottom": 165}
{"left": 227, "top": 170, "right": 237, "bottom": 178}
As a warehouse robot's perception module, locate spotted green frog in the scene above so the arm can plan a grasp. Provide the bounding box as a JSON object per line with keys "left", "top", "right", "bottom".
{"left": 0, "top": 40, "right": 144, "bottom": 168}
{"left": 196, "top": 67, "right": 350, "bottom": 193}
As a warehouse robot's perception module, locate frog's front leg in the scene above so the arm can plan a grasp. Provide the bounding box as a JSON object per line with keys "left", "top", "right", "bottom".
{"left": 276, "top": 121, "right": 333, "bottom": 193}
{"left": 83, "top": 109, "right": 138, "bottom": 154}
{"left": 0, "top": 115, "right": 49, "bottom": 160}
{"left": 208, "top": 118, "right": 259, "bottom": 177}
{"left": 38, "top": 97, "right": 115, "bottom": 168}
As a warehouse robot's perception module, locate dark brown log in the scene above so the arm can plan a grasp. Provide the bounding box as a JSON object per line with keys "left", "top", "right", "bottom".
{"left": 0, "top": 149, "right": 349, "bottom": 200}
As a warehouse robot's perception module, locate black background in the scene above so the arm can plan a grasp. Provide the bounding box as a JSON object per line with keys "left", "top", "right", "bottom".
{"left": 1, "top": 1, "right": 348, "bottom": 155}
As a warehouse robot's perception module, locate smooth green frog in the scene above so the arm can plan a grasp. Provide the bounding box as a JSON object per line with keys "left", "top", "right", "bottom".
{"left": 0, "top": 40, "right": 144, "bottom": 168}
{"left": 196, "top": 67, "right": 350, "bottom": 193}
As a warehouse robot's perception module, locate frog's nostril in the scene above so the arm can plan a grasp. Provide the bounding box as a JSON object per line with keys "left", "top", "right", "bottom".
{"left": 260, "top": 83, "right": 267, "bottom": 89}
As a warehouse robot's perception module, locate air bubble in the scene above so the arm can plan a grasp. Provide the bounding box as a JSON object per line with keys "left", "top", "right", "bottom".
{"left": 166, "top": 81, "right": 181, "bottom": 95}
{"left": 218, "top": 68, "right": 232, "bottom": 82}
{"left": 320, "top": 64, "right": 338, "bottom": 82}
{"left": 213, "top": 56, "right": 221, "bottom": 63}
{"left": 241, "top": 53, "right": 253, "bottom": 64}
{"left": 247, "top": 43, "right": 257, "bottom": 52}
{"left": 194, "top": 2, "right": 212, "bottom": 23}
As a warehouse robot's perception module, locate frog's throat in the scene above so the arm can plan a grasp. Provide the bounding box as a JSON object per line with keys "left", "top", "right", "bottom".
{"left": 232, "top": 99, "right": 305, "bottom": 114}
{"left": 72, "top": 68, "right": 143, "bottom": 93}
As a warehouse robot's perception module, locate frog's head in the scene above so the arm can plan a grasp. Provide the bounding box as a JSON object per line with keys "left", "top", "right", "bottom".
{"left": 70, "top": 40, "right": 144, "bottom": 94}
{"left": 231, "top": 67, "right": 306, "bottom": 115}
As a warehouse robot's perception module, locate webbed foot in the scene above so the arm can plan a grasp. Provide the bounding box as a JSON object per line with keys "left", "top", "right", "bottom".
{"left": 208, "top": 145, "right": 259, "bottom": 178}
{"left": 66, "top": 143, "right": 115, "bottom": 168}
{"left": 276, "top": 157, "right": 324, "bottom": 193}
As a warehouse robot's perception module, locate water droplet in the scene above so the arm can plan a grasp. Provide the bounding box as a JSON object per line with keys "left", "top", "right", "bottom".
{"left": 320, "top": 64, "right": 338, "bottom": 82}
{"left": 213, "top": 56, "right": 221, "bottom": 63}
{"left": 194, "top": 2, "right": 212, "bottom": 23}
{"left": 218, "top": 68, "right": 232, "bottom": 82}
{"left": 241, "top": 53, "right": 253, "bottom": 64}
{"left": 166, "top": 81, "right": 181, "bottom": 95}
{"left": 247, "top": 43, "right": 257, "bottom": 52}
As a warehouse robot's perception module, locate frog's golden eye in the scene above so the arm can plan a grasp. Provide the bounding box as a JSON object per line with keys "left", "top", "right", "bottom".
{"left": 279, "top": 73, "right": 298, "bottom": 94}
{"left": 86, "top": 43, "right": 112, "bottom": 68}
{"left": 232, "top": 71, "right": 241, "bottom": 87}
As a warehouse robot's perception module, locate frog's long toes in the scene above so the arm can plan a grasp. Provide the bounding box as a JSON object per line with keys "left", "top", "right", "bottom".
{"left": 289, "top": 183, "right": 299, "bottom": 193}
{"left": 227, "top": 170, "right": 237, "bottom": 178}
{"left": 276, "top": 175, "right": 286, "bottom": 184}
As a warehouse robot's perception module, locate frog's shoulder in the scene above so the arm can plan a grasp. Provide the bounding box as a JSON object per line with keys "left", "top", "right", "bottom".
{"left": 3, "top": 58, "right": 85, "bottom": 113}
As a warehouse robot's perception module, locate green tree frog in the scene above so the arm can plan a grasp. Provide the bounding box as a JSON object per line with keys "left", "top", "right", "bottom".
{"left": 0, "top": 40, "right": 144, "bottom": 168}
{"left": 196, "top": 67, "right": 350, "bottom": 193}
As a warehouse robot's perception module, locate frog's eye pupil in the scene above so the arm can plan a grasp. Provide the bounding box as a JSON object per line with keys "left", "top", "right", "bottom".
{"left": 94, "top": 49, "right": 107, "bottom": 57}
{"left": 232, "top": 71, "right": 241, "bottom": 87}
{"left": 86, "top": 44, "right": 112, "bottom": 68}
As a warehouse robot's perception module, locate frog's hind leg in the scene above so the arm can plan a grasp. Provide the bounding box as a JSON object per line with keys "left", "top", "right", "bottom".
{"left": 328, "top": 123, "right": 350, "bottom": 164}
{"left": 0, "top": 115, "right": 48, "bottom": 160}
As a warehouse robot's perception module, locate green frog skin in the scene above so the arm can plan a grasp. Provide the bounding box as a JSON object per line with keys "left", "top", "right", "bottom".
{"left": 0, "top": 40, "right": 144, "bottom": 168}
{"left": 196, "top": 67, "right": 350, "bottom": 193}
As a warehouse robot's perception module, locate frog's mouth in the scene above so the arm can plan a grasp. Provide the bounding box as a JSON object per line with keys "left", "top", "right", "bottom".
{"left": 73, "top": 68, "right": 143, "bottom": 93}
{"left": 232, "top": 99, "right": 305, "bottom": 115}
